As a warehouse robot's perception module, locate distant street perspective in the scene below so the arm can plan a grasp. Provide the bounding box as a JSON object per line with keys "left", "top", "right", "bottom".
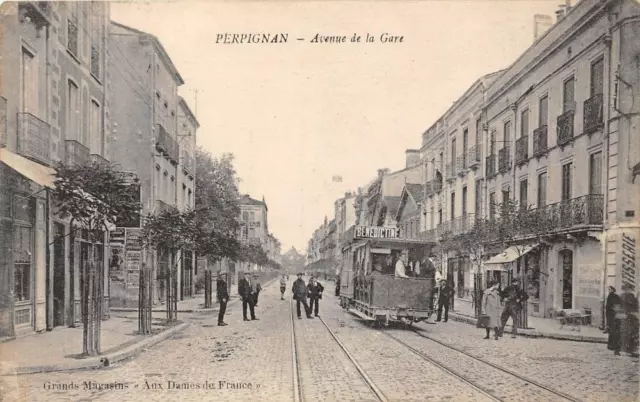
{"left": 1, "top": 0, "right": 640, "bottom": 401}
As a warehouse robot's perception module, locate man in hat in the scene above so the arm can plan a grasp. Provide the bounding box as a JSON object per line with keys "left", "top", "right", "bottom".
{"left": 499, "top": 277, "right": 528, "bottom": 338}
{"left": 253, "top": 274, "right": 262, "bottom": 306}
{"left": 238, "top": 272, "right": 258, "bottom": 321}
{"left": 436, "top": 280, "right": 453, "bottom": 322}
{"left": 292, "top": 273, "right": 312, "bottom": 319}
{"left": 216, "top": 271, "right": 229, "bottom": 326}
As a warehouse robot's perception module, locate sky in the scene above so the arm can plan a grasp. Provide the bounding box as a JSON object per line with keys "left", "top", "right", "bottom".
{"left": 110, "top": 0, "right": 561, "bottom": 253}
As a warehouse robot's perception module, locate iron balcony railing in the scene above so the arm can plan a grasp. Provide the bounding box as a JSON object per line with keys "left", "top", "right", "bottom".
{"left": 155, "top": 124, "right": 179, "bottom": 164}
{"left": 436, "top": 220, "right": 453, "bottom": 239}
{"left": 533, "top": 125, "right": 548, "bottom": 157}
{"left": 18, "top": 112, "right": 51, "bottom": 166}
{"left": 583, "top": 93, "right": 603, "bottom": 134}
{"left": 456, "top": 154, "right": 467, "bottom": 175}
{"left": 0, "top": 97, "right": 6, "bottom": 147}
{"left": 498, "top": 147, "right": 511, "bottom": 174}
{"left": 418, "top": 229, "right": 437, "bottom": 243}
{"left": 446, "top": 162, "right": 456, "bottom": 180}
{"left": 468, "top": 144, "right": 481, "bottom": 169}
{"left": 485, "top": 154, "right": 496, "bottom": 178}
{"left": 557, "top": 109, "right": 575, "bottom": 147}
{"left": 65, "top": 139, "right": 90, "bottom": 166}
{"left": 90, "top": 153, "right": 109, "bottom": 167}
{"left": 426, "top": 179, "right": 442, "bottom": 197}
{"left": 515, "top": 135, "right": 529, "bottom": 166}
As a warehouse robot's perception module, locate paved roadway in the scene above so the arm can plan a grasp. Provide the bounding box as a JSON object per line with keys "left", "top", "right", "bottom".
{"left": 1, "top": 278, "right": 638, "bottom": 402}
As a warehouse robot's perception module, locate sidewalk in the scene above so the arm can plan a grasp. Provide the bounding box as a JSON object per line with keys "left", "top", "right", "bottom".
{"left": 450, "top": 298, "right": 608, "bottom": 344}
{"left": 110, "top": 293, "right": 231, "bottom": 313}
{"left": 0, "top": 314, "right": 188, "bottom": 375}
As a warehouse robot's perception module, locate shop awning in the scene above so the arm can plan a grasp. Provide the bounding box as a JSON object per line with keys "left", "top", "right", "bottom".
{"left": 0, "top": 148, "right": 55, "bottom": 188}
{"left": 485, "top": 244, "right": 538, "bottom": 266}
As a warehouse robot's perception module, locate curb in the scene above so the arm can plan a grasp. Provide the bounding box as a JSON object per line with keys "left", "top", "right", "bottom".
{"left": 0, "top": 322, "right": 189, "bottom": 376}
{"left": 448, "top": 312, "right": 607, "bottom": 344}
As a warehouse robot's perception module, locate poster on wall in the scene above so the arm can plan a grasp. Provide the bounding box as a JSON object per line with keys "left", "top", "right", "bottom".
{"left": 109, "top": 228, "right": 126, "bottom": 282}
{"left": 577, "top": 264, "right": 601, "bottom": 298}
{"left": 125, "top": 229, "right": 143, "bottom": 288}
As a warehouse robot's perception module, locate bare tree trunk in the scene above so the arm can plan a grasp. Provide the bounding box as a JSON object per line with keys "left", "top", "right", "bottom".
{"left": 82, "top": 258, "right": 90, "bottom": 356}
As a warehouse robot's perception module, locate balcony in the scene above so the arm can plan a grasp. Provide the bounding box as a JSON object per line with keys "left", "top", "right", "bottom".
{"left": 418, "top": 229, "right": 437, "bottom": 243}
{"left": 456, "top": 154, "right": 467, "bottom": 176}
{"left": 155, "top": 124, "right": 179, "bottom": 164}
{"left": 18, "top": 2, "right": 52, "bottom": 33}
{"left": 498, "top": 148, "right": 511, "bottom": 174}
{"left": 426, "top": 179, "right": 442, "bottom": 197}
{"left": 17, "top": 112, "right": 51, "bottom": 166}
{"left": 65, "top": 140, "right": 90, "bottom": 166}
{"left": 583, "top": 93, "right": 603, "bottom": 134}
{"left": 533, "top": 126, "right": 548, "bottom": 157}
{"left": 437, "top": 220, "right": 453, "bottom": 239}
{"left": 485, "top": 154, "right": 496, "bottom": 178}
{"left": 445, "top": 162, "right": 456, "bottom": 181}
{"left": 0, "top": 97, "right": 6, "bottom": 147}
{"left": 557, "top": 110, "right": 575, "bottom": 147}
{"left": 90, "top": 153, "right": 109, "bottom": 167}
{"left": 515, "top": 135, "right": 529, "bottom": 166}
{"left": 468, "top": 144, "right": 481, "bottom": 169}
{"left": 155, "top": 200, "right": 177, "bottom": 215}
{"left": 181, "top": 152, "right": 195, "bottom": 178}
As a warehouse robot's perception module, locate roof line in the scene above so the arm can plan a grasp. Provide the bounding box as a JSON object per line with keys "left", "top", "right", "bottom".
{"left": 178, "top": 97, "right": 200, "bottom": 128}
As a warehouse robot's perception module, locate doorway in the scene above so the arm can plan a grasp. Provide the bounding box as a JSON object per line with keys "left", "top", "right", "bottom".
{"left": 52, "top": 223, "right": 65, "bottom": 327}
{"left": 560, "top": 249, "right": 573, "bottom": 309}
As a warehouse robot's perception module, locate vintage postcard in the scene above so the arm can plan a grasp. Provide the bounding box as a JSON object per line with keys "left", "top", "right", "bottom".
{"left": 0, "top": 0, "right": 639, "bottom": 401}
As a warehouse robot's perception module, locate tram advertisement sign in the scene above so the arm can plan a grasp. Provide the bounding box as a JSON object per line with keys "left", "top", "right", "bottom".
{"left": 354, "top": 226, "right": 400, "bottom": 239}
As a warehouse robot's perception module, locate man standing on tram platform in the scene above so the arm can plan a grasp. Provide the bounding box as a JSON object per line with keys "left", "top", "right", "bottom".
{"left": 394, "top": 252, "right": 409, "bottom": 278}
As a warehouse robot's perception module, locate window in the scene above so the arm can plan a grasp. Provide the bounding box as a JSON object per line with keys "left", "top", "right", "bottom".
{"left": 68, "top": 81, "right": 79, "bottom": 141}
{"left": 489, "top": 192, "right": 496, "bottom": 219}
{"left": 502, "top": 189, "right": 510, "bottom": 204}
{"left": 563, "top": 76, "right": 575, "bottom": 112}
{"left": 242, "top": 211, "right": 249, "bottom": 222}
{"left": 250, "top": 211, "right": 256, "bottom": 221}
{"left": 14, "top": 226, "right": 32, "bottom": 302}
{"left": 188, "top": 189, "right": 192, "bottom": 207}
{"left": 537, "top": 172, "right": 547, "bottom": 207}
{"left": 182, "top": 185, "right": 187, "bottom": 207}
{"left": 430, "top": 206, "right": 434, "bottom": 229}
{"left": 521, "top": 109, "right": 529, "bottom": 137}
{"left": 438, "top": 208, "right": 443, "bottom": 224}
{"left": 562, "top": 163, "right": 572, "bottom": 201}
{"left": 155, "top": 166, "right": 161, "bottom": 201}
{"left": 90, "top": 101, "right": 101, "bottom": 154}
{"left": 462, "top": 186, "right": 468, "bottom": 216}
{"left": 589, "top": 151, "right": 603, "bottom": 195}
{"left": 462, "top": 129, "right": 468, "bottom": 168}
{"left": 590, "top": 58, "right": 604, "bottom": 97}
{"left": 451, "top": 138, "right": 456, "bottom": 166}
{"left": 67, "top": 14, "right": 78, "bottom": 57}
{"left": 439, "top": 152, "right": 444, "bottom": 169}
{"left": 21, "top": 48, "right": 38, "bottom": 115}
{"left": 170, "top": 176, "right": 175, "bottom": 203}
{"left": 538, "top": 95, "right": 548, "bottom": 127}
{"left": 81, "top": 88, "right": 89, "bottom": 147}
{"left": 163, "top": 171, "right": 168, "bottom": 201}
{"left": 490, "top": 130, "right": 496, "bottom": 155}
{"left": 450, "top": 192, "right": 456, "bottom": 220}
{"left": 503, "top": 121, "right": 511, "bottom": 148}
{"left": 475, "top": 180, "right": 482, "bottom": 218}
{"left": 519, "top": 180, "right": 528, "bottom": 209}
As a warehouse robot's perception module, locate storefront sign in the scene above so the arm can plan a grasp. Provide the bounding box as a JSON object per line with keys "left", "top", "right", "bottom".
{"left": 354, "top": 226, "right": 399, "bottom": 239}
{"left": 125, "top": 250, "right": 141, "bottom": 288}
{"left": 577, "top": 264, "right": 601, "bottom": 297}
{"left": 618, "top": 231, "right": 638, "bottom": 292}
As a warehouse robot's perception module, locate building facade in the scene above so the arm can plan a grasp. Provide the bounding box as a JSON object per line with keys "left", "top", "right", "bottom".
{"left": 0, "top": 1, "right": 111, "bottom": 337}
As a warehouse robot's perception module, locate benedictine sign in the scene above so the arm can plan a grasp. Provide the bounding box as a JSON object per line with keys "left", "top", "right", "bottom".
{"left": 354, "top": 226, "right": 399, "bottom": 239}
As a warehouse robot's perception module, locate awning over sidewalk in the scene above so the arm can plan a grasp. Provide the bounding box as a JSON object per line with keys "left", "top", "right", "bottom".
{"left": 485, "top": 244, "right": 538, "bottom": 266}
{"left": 0, "top": 148, "right": 55, "bottom": 188}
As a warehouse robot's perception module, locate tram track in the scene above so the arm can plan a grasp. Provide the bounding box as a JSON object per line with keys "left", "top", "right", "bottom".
{"left": 290, "top": 296, "right": 386, "bottom": 402}
{"left": 380, "top": 327, "right": 583, "bottom": 402}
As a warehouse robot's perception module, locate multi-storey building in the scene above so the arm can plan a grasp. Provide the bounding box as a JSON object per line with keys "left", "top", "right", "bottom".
{"left": 238, "top": 194, "right": 268, "bottom": 246}
{"left": 107, "top": 21, "right": 196, "bottom": 306}
{"left": 0, "top": 1, "right": 111, "bottom": 337}
{"left": 334, "top": 191, "right": 358, "bottom": 264}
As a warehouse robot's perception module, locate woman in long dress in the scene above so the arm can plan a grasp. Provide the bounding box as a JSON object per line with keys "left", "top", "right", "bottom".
{"left": 608, "top": 283, "right": 639, "bottom": 356}
{"left": 482, "top": 280, "right": 502, "bottom": 340}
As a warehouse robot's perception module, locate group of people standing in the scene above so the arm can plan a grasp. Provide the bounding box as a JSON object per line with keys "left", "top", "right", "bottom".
{"left": 291, "top": 273, "right": 324, "bottom": 319}
{"left": 479, "top": 278, "right": 529, "bottom": 340}
{"left": 605, "top": 284, "right": 639, "bottom": 357}
{"left": 215, "top": 271, "right": 263, "bottom": 326}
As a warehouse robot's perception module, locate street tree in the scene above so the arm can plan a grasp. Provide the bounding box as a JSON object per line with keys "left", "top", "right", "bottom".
{"left": 52, "top": 161, "right": 140, "bottom": 356}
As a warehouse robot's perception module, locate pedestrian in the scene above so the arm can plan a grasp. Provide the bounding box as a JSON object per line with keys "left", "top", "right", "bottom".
{"left": 499, "top": 277, "right": 528, "bottom": 338}
{"left": 307, "top": 276, "right": 324, "bottom": 317}
{"left": 608, "top": 283, "right": 639, "bottom": 356}
{"left": 253, "top": 274, "right": 262, "bottom": 306}
{"left": 436, "top": 280, "right": 453, "bottom": 322}
{"left": 280, "top": 274, "right": 287, "bottom": 300}
{"left": 238, "top": 272, "right": 258, "bottom": 321}
{"left": 604, "top": 286, "right": 621, "bottom": 334}
{"left": 481, "top": 280, "right": 502, "bottom": 340}
{"left": 335, "top": 275, "right": 341, "bottom": 296}
{"left": 292, "top": 272, "right": 313, "bottom": 319}
{"left": 216, "top": 271, "right": 229, "bottom": 326}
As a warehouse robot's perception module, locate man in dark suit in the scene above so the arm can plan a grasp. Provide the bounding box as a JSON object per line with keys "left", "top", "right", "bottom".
{"left": 216, "top": 271, "right": 229, "bottom": 326}
{"left": 238, "top": 272, "right": 258, "bottom": 321}
{"left": 292, "top": 273, "right": 312, "bottom": 319}
{"left": 307, "top": 276, "right": 324, "bottom": 317}
{"left": 436, "top": 280, "right": 453, "bottom": 322}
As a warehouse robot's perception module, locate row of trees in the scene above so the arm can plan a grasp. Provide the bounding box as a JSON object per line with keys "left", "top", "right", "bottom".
{"left": 51, "top": 148, "right": 277, "bottom": 356}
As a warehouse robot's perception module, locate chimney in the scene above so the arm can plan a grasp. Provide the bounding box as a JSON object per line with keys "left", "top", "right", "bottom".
{"left": 377, "top": 168, "right": 389, "bottom": 180}
{"left": 405, "top": 149, "right": 420, "bottom": 168}
{"left": 555, "top": 8, "right": 565, "bottom": 21}
{"left": 533, "top": 14, "right": 553, "bottom": 41}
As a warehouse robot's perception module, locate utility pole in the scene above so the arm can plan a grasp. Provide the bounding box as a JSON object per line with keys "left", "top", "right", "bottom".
{"left": 193, "top": 88, "right": 199, "bottom": 118}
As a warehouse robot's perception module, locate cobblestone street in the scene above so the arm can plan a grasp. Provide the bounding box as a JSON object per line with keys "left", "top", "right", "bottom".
{"left": 1, "top": 280, "right": 638, "bottom": 402}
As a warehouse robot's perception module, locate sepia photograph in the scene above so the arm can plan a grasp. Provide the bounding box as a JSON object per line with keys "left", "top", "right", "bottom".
{"left": 0, "top": 0, "right": 639, "bottom": 401}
